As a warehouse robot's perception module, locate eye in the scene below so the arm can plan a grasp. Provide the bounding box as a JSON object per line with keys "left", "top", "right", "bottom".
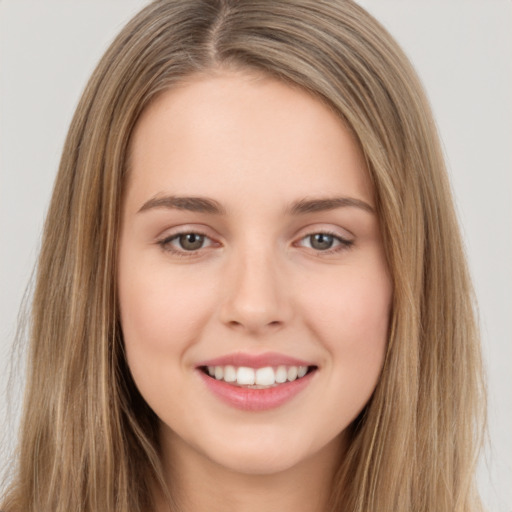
{"left": 307, "top": 233, "right": 335, "bottom": 250}
{"left": 158, "top": 231, "right": 215, "bottom": 253}
{"left": 176, "top": 233, "right": 207, "bottom": 251}
{"left": 298, "top": 232, "right": 353, "bottom": 252}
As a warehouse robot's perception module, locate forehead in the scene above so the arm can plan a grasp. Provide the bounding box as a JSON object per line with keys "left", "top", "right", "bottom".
{"left": 125, "top": 71, "right": 373, "bottom": 212}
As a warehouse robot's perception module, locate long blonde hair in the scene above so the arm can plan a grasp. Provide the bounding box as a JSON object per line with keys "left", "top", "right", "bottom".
{"left": 1, "top": 1, "right": 485, "bottom": 511}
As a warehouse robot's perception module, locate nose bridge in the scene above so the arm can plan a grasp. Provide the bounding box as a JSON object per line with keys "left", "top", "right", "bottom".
{"left": 220, "top": 239, "right": 291, "bottom": 333}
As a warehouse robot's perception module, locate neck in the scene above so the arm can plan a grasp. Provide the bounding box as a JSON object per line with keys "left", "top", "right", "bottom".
{"left": 155, "top": 428, "right": 345, "bottom": 512}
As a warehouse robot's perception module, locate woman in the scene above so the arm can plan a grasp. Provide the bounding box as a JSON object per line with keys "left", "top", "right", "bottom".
{"left": 0, "top": 1, "right": 486, "bottom": 511}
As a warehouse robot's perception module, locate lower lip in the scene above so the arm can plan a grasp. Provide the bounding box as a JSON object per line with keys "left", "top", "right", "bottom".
{"left": 197, "top": 369, "right": 316, "bottom": 411}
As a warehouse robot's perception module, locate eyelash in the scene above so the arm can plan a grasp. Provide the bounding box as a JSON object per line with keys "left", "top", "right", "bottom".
{"left": 157, "top": 230, "right": 214, "bottom": 257}
{"left": 295, "top": 231, "right": 354, "bottom": 255}
{"left": 157, "top": 230, "right": 354, "bottom": 256}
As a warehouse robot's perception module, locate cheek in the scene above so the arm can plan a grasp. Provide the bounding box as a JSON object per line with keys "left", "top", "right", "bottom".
{"left": 307, "top": 266, "right": 390, "bottom": 335}
{"left": 118, "top": 258, "right": 219, "bottom": 357}
{"left": 301, "top": 262, "right": 392, "bottom": 386}
{"left": 117, "top": 257, "right": 222, "bottom": 416}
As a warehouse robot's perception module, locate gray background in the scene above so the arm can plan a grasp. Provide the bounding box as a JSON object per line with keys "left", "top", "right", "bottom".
{"left": 1, "top": 1, "right": 511, "bottom": 510}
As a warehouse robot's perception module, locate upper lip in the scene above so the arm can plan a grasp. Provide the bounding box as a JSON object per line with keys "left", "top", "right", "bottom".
{"left": 196, "top": 351, "right": 316, "bottom": 369}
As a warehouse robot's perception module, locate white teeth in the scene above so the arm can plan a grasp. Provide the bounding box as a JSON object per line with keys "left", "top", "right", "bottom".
{"left": 224, "top": 365, "right": 236, "bottom": 383}
{"left": 287, "top": 366, "right": 298, "bottom": 381}
{"left": 298, "top": 366, "right": 308, "bottom": 378}
{"left": 205, "top": 364, "right": 312, "bottom": 387}
{"left": 275, "top": 365, "right": 287, "bottom": 383}
{"left": 236, "top": 367, "right": 255, "bottom": 385}
{"left": 255, "top": 367, "right": 275, "bottom": 386}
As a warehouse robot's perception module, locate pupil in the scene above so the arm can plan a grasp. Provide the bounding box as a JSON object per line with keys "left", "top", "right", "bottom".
{"left": 179, "top": 233, "right": 204, "bottom": 250}
{"left": 311, "top": 233, "right": 333, "bottom": 250}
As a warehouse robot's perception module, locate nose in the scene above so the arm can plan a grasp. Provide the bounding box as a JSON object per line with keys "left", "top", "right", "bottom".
{"left": 219, "top": 246, "right": 293, "bottom": 335}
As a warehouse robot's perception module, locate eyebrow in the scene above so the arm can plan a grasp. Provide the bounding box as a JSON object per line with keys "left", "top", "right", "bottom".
{"left": 288, "top": 197, "right": 375, "bottom": 215}
{"left": 138, "top": 195, "right": 226, "bottom": 215}
{"left": 137, "top": 194, "right": 374, "bottom": 216}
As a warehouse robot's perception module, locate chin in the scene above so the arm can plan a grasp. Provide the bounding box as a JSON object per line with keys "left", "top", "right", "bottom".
{"left": 199, "top": 425, "right": 339, "bottom": 477}
{"left": 208, "top": 444, "right": 307, "bottom": 476}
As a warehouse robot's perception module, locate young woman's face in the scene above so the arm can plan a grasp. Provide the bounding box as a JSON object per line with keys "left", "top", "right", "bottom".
{"left": 118, "top": 71, "right": 392, "bottom": 476}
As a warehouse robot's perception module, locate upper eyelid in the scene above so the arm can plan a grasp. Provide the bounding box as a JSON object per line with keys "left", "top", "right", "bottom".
{"left": 157, "top": 231, "right": 218, "bottom": 257}
{"left": 155, "top": 223, "right": 355, "bottom": 245}
{"left": 161, "top": 229, "right": 211, "bottom": 240}
{"left": 157, "top": 228, "right": 352, "bottom": 239}
{"left": 299, "top": 232, "right": 351, "bottom": 243}
{"left": 295, "top": 233, "right": 354, "bottom": 251}
{"left": 156, "top": 224, "right": 217, "bottom": 241}
{"left": 159, "top": 231, "right": 217, "bottom": 248}
{"left": 294, "top": 223, "right": 354, "bottom": 240}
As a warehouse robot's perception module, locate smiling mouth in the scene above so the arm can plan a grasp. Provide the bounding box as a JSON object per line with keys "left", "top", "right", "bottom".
{"left": 199, "top": 365, "right": 318, "bottom": 389}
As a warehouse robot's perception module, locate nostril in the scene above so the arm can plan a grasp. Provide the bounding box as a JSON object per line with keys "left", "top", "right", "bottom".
{"left": 226, "top": 319, "right": 283, "bottom": 331}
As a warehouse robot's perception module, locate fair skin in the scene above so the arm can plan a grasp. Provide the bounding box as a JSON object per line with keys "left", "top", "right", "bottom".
{"left": 118, "top": 70, "right": 392, "bottom": 512}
